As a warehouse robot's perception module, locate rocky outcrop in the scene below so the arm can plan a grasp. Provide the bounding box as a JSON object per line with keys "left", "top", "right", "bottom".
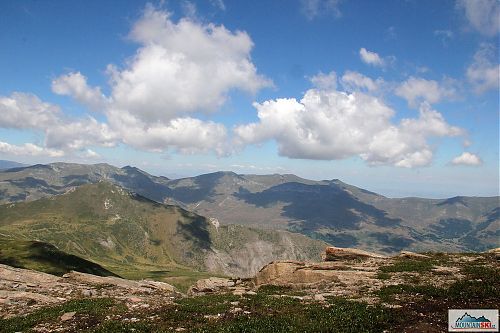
{"left": 62, "top": 271, "right": 176, "bottom": 293}
{"left": 0, "top": 264, "right": 180, "bottom": 318}
{"left": 187, "top": 277, "right": 235, "bottom": 295}
{"left": 322, "top": 246, "right": 387, "bottom": 261}
{"left": 398, "top": 251, "right": 431, "bottom": 259}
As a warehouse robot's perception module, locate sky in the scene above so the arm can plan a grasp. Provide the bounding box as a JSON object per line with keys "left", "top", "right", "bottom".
{"left": 0, "top": 0, "right": 498, "bottom": 198}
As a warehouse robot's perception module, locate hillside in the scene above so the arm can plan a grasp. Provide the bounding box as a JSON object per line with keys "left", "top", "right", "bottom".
{"left": 0, "top": 182, "right": 327, "bottom": 286}
{"left": 0, "top": 160, "right": 27, "bottom": 170}
{"left": 0, "top": 163, "right": 497, "bottom": 254}
{"left": 0, "top": 237, "right": 116, "bottom": 277}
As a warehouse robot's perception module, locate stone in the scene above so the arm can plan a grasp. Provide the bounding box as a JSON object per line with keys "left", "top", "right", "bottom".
{"left": 322, "top": 247, "right": 387, "bottom": 261}
{"left": 63, "top": 271, "right": 177, "bottom": 293}
{"left": 314, "top": 294, "right": 325, "bottom": 301}
{"left": 60, "top": 311, "right": 76, "bottom": 321}
{"left": 128, "top": 297, "right": 142, "bottom": 303}
{"left": 81, "top": 289, "right": 95, "bottom": 297}
{"left": 398, "top": 251, "right": 430, "bottom": 259}
{"left": 254, "top": 261, "right": 340, "bottom": 286}
{"left": 188, "top": 277, "right": 235, "bottom": 295}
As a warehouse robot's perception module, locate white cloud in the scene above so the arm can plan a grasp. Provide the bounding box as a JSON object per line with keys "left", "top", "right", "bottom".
{"left": 359, "top": 48, "right": 385, "bottom": 67}
{"left": 395, "top": 76, "right": 458, "bottom": 107}
{"left": 82, "top": 149, "right": 100, "bottom": 159}
{"left": 0, "top": 92, "right": 60, "bottom": 130}
{"left": 451, "top": 152, "right": 482, "bottom": 166}
{"left": 0, "top": 141, "right": 64, "bottom": 157}
{"left": 106, "top": 110, "right": 228, "bottom": 155}
{"left": 310, "top": 71, "right": 337, "bottom": 90}
{"left": 466, "top": 43, "right": 499, "bottom": 94}
{"left": 52, "top": 72, "right": 107, "bottom": 111}
{"left": 235, "top": 85, "right": 464, "bottom": 168}
{"left": 457, "top": 0, "right": 500, "bottom": 36}
{"left": 45, "top": 5, "right": 269, "bottom": 156}
{"left": 301, "top": 0, "right": 342, "bottom": 20}
{"left": 0, "top": 92, "right": 116, "bottom": 156}
{"left": 44, "top": 117, "right": 116, "bottom": 151}
{"left": 434, "top": 30, "right": 454, "bottom": 45}
{"left": 340, "top": 71, "right": 383, "bottom": 92}
{"left": 111, "top": 4, "right": 270, "bottom": 124}
{"left": 209, "top": 0, "right": 226, "bottom": 11}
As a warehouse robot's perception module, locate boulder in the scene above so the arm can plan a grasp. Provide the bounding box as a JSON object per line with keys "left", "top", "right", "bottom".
{"left": 485, "top": 247, "right": 500, "bottom": 259}
{"left": 188, "top": 277, "right": 235, "bottom": 295}
{"left": 398, "top": 251, "right": 430, "bottom": 259}
{"left": 322, "top": 247, "right": 387, "bottom": 261}
{"left": 254, "top": 261, "right": 340, "bottom": 287}
{"left": 0, "top": 264, "right": 59, "bottom": 285}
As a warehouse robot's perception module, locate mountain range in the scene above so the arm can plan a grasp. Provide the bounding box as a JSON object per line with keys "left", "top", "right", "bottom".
{"left": 0, "top": 162, "right": 497, "bottom": 255}
{"left": 0, "top": 181, "right": 327, "bottom": 289}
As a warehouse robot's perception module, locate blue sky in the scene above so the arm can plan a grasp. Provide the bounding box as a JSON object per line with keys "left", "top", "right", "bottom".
{"left": 0, "top": 0, "right": 498, "bottom": 198}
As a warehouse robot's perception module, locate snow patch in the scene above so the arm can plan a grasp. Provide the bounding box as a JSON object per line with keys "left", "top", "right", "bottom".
{"left": 209, "top": 217, "right": 220, "bottom": 231}
{"left": 104, "top": 198, "right": 112, "bottom": 210}
{"left": 99, "top": 237, "right": 116, "bottom": 250}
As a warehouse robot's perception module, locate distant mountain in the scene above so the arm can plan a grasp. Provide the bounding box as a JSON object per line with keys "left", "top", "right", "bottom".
{"left": 0, "top": 182, "right": 327, "bottom": 280}
{"left": 0, "top": 163, "right": 498, "bottom": 254}
{"left": 0, "top": 160, "right": 27, "bottom": 170}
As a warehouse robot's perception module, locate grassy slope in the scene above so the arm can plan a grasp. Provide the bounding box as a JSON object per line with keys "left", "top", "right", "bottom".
{"left": 0, "top": 182, "right": 215, "bottom": 288}
{"left": 0, "top": 237, "right": 117, "bottom": 277}
{"left": 0, "top": 182, "right": 328, "bottom": 291}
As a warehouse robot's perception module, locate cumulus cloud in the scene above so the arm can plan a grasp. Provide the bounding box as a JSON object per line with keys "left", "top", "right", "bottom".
{"left": 0, "top": 92, "right": 60, "bottom": 130}
{"left": 359, "top": 48, "right": 385, "bottom": 67}
{"left": 301, "top": 0, "right": 342, "bottom": 20}
{"left": 0, "top": 92, "right": 116, "bottom": 155}
{"left": 234, "top": 83, "right": 464, "bottom": 168}
{"left": 52, "top": 72, "right": 107, "bottom": 111}
{"left": 39, "top": 5, "right": 269, "bottom": 157}
{"left": 106, "top": 110, "right": 228, "bottom": 155}
{"left": 395, "top": 77, "right": 458, "bottom": 107}
{"left": 340, "top": 71, "right": 384, "bottom": 92}
{"left": 457, "top": 0, "right": 500, "bottom": 36}
{"left": 0, "top": 141, "right": 64, "bottom": 157}
{"left": 82, "top": 149, "right": 100, "bottom": 159}
{"left": 310, "top": 71, "right": 337, "bottom": 90}
{"left": 451, "top": 152, "right": 482, "bottom": 166}
{"left": 111, "top": 4, "right": 270, "bottom": 124}
{"left": 44, "top": 117, "right": 116, "bottom": 151}
{"left": 466, "top": 43, "right": 499, "bottom": 94}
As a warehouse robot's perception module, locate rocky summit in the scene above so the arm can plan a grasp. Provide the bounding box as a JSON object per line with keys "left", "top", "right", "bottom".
{"left": 0, "top": 247, "right": 498, "bottom": 332}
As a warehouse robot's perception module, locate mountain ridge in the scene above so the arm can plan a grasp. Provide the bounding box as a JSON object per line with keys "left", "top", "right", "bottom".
{"left": 0, "top": 162, "right": 497, "bottom": 254}
{"left": 0, "top": 181, "right": 328, "bottom": 287}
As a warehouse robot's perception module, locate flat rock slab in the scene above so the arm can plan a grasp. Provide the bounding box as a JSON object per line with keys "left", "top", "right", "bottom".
{"left": 62, "top": 271, "right": 176, "bottom": 293}
{"left": 0, "top": 264, "right": 60, "bottom": 285}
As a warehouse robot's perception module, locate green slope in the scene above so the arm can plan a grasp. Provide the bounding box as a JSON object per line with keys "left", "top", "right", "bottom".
{"left": 0, "top": 237, "right": 117, "bottom": 277}
{"left": 0, "top": 182, "right": 328, "bottom": 289}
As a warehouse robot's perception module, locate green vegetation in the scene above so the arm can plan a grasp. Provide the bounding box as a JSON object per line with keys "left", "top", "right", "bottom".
{"left": 379, "top": 258, "right": 435, "bottom": 273}
{"left": 3, "top": 293, "right": 404, "bottom": 333}
{"left": 0, "top": 237, "right": 117, "bottom": 277}
{"left": 0, "top": 182, "right": 327, "bottom": 290}
{"left": 0, "top": 298, "right": 117, "bottom": 333}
